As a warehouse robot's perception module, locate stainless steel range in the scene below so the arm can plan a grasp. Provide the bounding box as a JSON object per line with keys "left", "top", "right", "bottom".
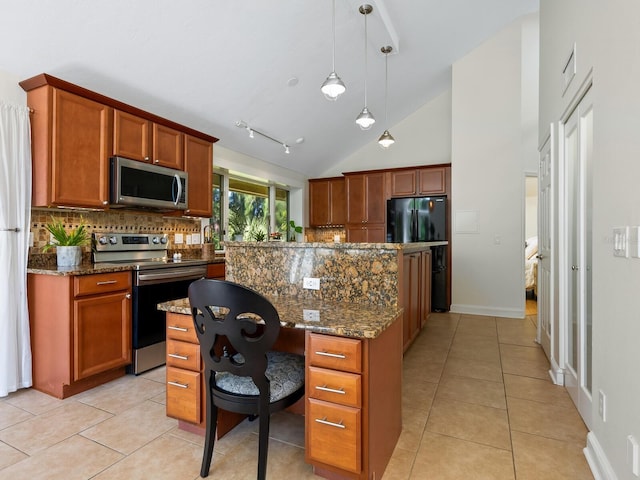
{"left": 93, "top": 232, "right": 207, "bottom": 374}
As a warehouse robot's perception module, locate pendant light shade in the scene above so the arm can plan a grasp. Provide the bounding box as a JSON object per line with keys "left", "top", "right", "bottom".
{"left": 321, "top": 0, "right": 345, "bottom": 101}
{"left": 378, "top": 45, "right": 395, "bottom": 148}
{"left": 355, "top": 4, "right": 375, "bottom": 130}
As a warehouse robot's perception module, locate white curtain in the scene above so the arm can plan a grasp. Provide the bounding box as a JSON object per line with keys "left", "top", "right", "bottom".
{"left": 0, "top": 102, "right": 32, "bottom": 397}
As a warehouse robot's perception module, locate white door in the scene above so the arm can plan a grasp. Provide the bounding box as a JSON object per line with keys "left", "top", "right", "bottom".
{"left": 537, "top": 130, "right": 553, "bottom": 362}
{"left": 562, "top": 87, "right": 593, "bottom": 428}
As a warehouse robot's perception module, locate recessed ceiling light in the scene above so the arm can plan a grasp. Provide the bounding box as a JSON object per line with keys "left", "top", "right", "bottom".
{"left": 295, "top": 137, "right": 305, "bottom": 144}
{"left": 287, "top": 76, "right": 299, "bottom": 87}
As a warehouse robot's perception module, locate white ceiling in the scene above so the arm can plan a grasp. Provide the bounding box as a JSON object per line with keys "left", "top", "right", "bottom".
{"left": 0, "top": 0, "right": 538, "bottom": 178}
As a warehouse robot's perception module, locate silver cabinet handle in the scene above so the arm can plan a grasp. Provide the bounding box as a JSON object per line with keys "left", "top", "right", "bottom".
{"left": 536, "top": 254, "right": 544, "bottom": 259}
{"left": 168, "top": 353, "right": 188, "bottom": 361}
{"left": 102, "top": 200, "right": 108, "bottom": 205}
{"left": 144, "top": 156, "right": 150, "bottom": 161}
{"left": 168, "top": 381, "right": 188, "bottom": 389}
{"left": 168, "top": 325, "right": 189, "bottom": 332}
{"left": 96, "top": 280, "right": 117, "bottom": 285}
{"left": 315, "top": 351, "right": 346, "bottom": 359}
{"left": 315, "top": 417, "right": 345, "bottom": 429}
{"left": 125, "top": 293, "right": 131, "bottom": 299}
{"left": 572, "top": 265, "right": 578, "bottom": 271}
{"left": 315, "top": 385, "right": 345, "bottom": 395}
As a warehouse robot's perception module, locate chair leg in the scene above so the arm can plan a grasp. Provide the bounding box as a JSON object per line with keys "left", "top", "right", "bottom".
{"left": 257, "top": 412, "right": 270, "bottom": 480}
{"left": 200, "top": 388, "right": 218, "bottom": 477}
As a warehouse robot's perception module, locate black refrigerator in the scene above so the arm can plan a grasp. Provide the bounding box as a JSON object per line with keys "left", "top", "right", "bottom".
{"left": 386, "top": 196, "right": 448, "bottom": 311}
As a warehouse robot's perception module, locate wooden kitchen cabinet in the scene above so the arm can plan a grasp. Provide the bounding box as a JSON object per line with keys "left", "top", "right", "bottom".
{"left": 420, "top": 250, "right": 432, "bottom": 328}
{"left": 390, "top": 169, "right": 417, "bottom": 197}
{"left": 152, "top": 123, "right": 184, "bottom": 170}
{"left": 113, "top": 109, "right": 152, "bottom": 162}
{"left": 206, "top": 262, "right": 225, "bottom": 280}
{"left": 26, "top": 86, "right": 111, "bottom": 208}
{"left": 309, "top": 177, "right": 346, "bottom": 227}
{"left": 183, "top": 134, "right": 213, "bottom": 217}
{"left": 417, "top": 166, "right": 449, "bottom": 195}
{"left": 402, "top": 253, "right": 421, "bottom": 351}
{"left": 345, "top": 172, "right": 386, "bottom": 242}
{"left": 28, "top": 271, "right": 132, "bottom": 398}
{"left": 305, "top": 324, "right": 402, "bottom": 480}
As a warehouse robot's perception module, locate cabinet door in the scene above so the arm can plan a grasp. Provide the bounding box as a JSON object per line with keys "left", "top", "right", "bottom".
{"left": 73, "top": 291, "right": 131, "bottom": 381}
{"left": 346, "top": 175, "right": 366, "bottom": 224}
{"left": 152, "top": 123, "right": 184, "bottom": 169}
{"left": 330, "top": 178, "right": 346, "bottom": 225}
{"left": 346, "top": 225, "right": 366, "bottom": 243}
{"left": 402, "top": 253, "right": 420, "bottom": 351}
{"left": 113, "top": 110, "right": 151, "bottom": 162}
{"left": 420, "top": 251, "right": 432, "bottom": 327}
{"left": 417, "top": 167, "right": 447, "bottom": 195}
{"left": 309, "top": 180, "right": 330, "bottom": 226}
{"left": 365, "top": 224, "right": 386, "bottom": 243}
{"left": 364, "top": 173, "right": 386, "bottom": 224}
{"left": 390, "top": 170, "right": 417, "bottom": 197}
{"left": 51, "top": 89, "right": 111, "bottom": 208}
{"left": 184, "top": 134, "right": 213, "bottom": 217}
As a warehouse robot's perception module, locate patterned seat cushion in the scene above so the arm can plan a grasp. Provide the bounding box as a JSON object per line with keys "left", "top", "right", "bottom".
{"left": 215, "top": 351, "right": 305, "bottom": 402}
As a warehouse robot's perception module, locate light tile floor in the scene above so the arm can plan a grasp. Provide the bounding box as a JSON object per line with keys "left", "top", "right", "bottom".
{"left": 0, "top": 311, "right": 594, "bottom": 479}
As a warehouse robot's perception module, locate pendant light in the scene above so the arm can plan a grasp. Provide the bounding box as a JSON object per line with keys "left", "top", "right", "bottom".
{"left": 378, "top": 46, "right": 395, "bottom": 148}
{"left": 355, "top": 4, "right": 375, "bottom": 130}
{"left": 320, "top": 0, "right": 346, "bottom": 101}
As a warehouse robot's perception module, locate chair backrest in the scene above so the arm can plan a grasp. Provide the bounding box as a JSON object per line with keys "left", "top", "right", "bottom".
{"left": 188, "top": 278, "right": 281, "bottom": 395}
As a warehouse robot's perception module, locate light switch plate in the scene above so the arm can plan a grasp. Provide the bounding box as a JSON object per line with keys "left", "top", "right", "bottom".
{"left": 630, "top": 227, "right": 640, "bottom": 258}
{"left": 303, "top": 309, "right": 320, "bottom": 321}
{"left": 174, "top": 233, "right": 184, "bottom": 245}
{"left": 613, "top": 227, "right": 629, "bottom": 258}
{"left": 303, "top": 277, "right": 320, "bottom": 290}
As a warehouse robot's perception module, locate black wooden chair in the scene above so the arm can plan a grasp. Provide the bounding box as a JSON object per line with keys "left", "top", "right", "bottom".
{"left": 188, "top": 278, "right": 305, "bottom": 479}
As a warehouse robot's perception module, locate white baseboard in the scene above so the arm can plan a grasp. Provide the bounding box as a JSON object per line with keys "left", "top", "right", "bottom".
{"left": 449, "top": 303, "right": 524, "bottom": 319}
{"left": 584, "top": 432, "right": 618, "bottom": 480}
{"left": 548, "top": 356, "right": 564, "bottom": 385}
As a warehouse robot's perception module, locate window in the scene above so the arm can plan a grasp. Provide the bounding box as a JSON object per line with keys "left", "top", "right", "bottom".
{"left": 274, "top": 188, "right": 289, "bottom": 240}
{"left": 206, "top": 173, "right": 223, "bottom": 249}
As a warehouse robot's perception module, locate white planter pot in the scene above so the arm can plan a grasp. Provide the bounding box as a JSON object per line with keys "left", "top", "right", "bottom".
{"left": 56, "top": 246, "right": 82, "bottom": 267}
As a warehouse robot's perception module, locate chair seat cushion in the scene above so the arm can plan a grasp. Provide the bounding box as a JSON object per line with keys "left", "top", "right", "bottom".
{"left": 215, "top": 351, "right": 305, "bottom": 402}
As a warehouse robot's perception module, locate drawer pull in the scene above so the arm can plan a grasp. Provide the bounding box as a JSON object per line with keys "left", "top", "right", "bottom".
{"left": 315, "top": 351, "right": 346, "bottom": 359}
{"left": 168, "top": 353, "right": 189, "bottom": 361}
{"left": 315, "top": 385, "right": 345, "bottom": 395}
{"left": 168, "top": 325, "right": 189, "bottom": 332}
{"left": 315, "top": 417, "right": 346, "bottom": 429}
{"left": 168, "top": 381, "right": 188, "bottom": 389}
{"left": 96, "top": 280, "right": 117, "bottom": 285}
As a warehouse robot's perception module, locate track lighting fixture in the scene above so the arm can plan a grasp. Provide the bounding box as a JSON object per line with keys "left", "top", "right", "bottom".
{"left": 355, "top": 4, "right": 375, "bottom": 130}
{"left": 321, "top": 0, "right": 346, "bottom": 101}
{"left": 235, "top": 121, "right": 290, "bottom": 154}
{"left": 378, "top": 46, "right": 395, "bottom": 148}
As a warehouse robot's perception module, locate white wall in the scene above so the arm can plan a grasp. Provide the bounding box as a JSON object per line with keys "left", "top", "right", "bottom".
{"left": 319, "top": 89, "right": 452, "bottom": 177}
{"left": 0, "top": 69, "right": 26, "bottom": 104}
{"left": 450, "top": 14, "right": 539, "bottom": 318}
{"left": 540, "top": 1, "right": 640, "bottom": 478}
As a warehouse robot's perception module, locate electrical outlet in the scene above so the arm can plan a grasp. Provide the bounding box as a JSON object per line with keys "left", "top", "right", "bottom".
{"left": 303, "top": 277, "right": 320, "bottom": 290}
{"left": 613, "top": 227, "right": 629, "bottom": 257}
{"left": 303, "top": 309, "right": 320, "bottom": 321}
{"left": 598, "top": 389, "right": 607, "bottom": 421}
{"left": 174, "top": 233, "right": 184, "bottom": 244}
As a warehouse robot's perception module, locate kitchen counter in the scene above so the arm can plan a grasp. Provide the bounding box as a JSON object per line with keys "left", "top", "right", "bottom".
{"left": 158, "top": 296, "right": 403, "bottom": 339}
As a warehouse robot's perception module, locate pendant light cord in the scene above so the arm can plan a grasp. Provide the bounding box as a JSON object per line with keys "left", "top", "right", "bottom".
{"left": 384, "top": 50, "right": 388, "bottom": 127}
{"left": 331, "top": 0, "right": 336, "bottom": 71}
{"left": 363, "top": 10, "right": 369, "bottom": 106}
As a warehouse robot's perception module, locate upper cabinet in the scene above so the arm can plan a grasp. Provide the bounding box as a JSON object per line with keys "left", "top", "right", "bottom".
{"left": 28, "top": 86, "right": 111, "bottom": 208}
{"left": 390, "top": 166, "right": 451, "bottom": 197}
{"left": 345, "top": 172, "right": 386, "bottom": 242}
{"left": 309, "top": 177, "right": 345, "bottom": 227}
{"left": 184, "top": 134, "right": 213, "bottom": 217}
{"left": 21, "top": 73, "right": 217, "bottom": 214}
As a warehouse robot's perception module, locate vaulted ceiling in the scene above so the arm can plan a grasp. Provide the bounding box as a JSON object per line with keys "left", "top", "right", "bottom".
{"left": 0, "top": 0, "right": 539, "bottom": 177}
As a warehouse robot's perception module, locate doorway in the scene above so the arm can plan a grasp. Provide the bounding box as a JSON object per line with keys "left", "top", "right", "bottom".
{"left": 525, "top": 175, "right": 538, "bottom": 316}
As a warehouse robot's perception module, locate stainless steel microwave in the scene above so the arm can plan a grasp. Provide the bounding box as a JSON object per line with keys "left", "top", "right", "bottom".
{"left": 110, "top": 156, "right": 188, "bottom": 210}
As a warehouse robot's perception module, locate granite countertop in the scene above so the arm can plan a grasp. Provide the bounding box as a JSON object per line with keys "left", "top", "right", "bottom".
{"left": 158, "top": 296, "right": 403, "bottom": 339}
{"left": 224, "top": 240, "right": 447, "bottom": 251}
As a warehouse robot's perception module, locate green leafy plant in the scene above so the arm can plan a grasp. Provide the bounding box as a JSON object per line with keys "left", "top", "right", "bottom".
{"left": 42, "top": 217, "right": 89, "bottom": 252}
{"left": 228, "top": 202, "right": 248, "bottom": 238}
{"left": 289, "top": 220, "right": 303, "bottom": 241}
{"left": 252, "top": 230, "right": 266, "bottom": 242}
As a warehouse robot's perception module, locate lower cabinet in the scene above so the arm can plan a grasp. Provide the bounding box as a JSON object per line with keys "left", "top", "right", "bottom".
{"left": 305, "top": 324, "right": 402, "bottom": 479}
{"left": 206, "top": 262, "right": 225, "bottom": 280}
{"left": 400, "top": 249, "right": 432, "bottom": 352}
{"left": 28, "top": 271, "right": 132, "bottom": 398}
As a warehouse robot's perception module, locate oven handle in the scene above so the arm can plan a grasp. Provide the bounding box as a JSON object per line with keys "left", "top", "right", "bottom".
{"left": 136, "top": 266, "right": 206, "bottom": 285}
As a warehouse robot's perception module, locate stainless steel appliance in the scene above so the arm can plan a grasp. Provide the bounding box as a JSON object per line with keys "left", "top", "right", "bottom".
{"left": 110, "top": 156, "right": 188, "bottom": 210}
{"left": 93, "top": 232, "right": 206, "bottom": 374}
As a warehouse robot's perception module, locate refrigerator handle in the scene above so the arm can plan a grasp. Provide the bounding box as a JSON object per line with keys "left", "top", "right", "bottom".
{"left": 411, "top": 209, "right": 417, "bottom": 242}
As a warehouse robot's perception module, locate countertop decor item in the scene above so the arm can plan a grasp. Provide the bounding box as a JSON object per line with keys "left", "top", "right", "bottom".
{"left": 288, "top": 220, "right": 303, "bottom": 241}
{"left": 43, "top": 217, "right": 89, "bottom": 267}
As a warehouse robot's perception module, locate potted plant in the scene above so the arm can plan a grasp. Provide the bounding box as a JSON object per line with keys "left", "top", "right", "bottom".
{"left": 43, "top": 217, "right": 89, "bottom": 267}
{"left": 289, "top": 220, "right": 303, "bottom": 242}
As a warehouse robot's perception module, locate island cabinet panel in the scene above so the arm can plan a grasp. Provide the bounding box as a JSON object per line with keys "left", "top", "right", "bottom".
{"left": 420, "top": 250, "right": 432, "bottom": 328}
{"left": 113, "top": 109, "right": 152, "bottom": 162}
{"left": 309, "top": 177, "right": 345, "bottom": 227}
{"left": 206, "top": 262, "right": 225, "bottom": 280}
{"left": 345, "top": 172, "right": 386, "bottom": 242}
{"left": 152, "top": 123, "right": 184, "bottom": 170}
{"left": 402, "top": 252, "right": 421, "bottom": 351}
{"left": 183, "top": 134, "right": 213, "bottom": 217}
{"left": 28, "top": 271, "right": 131, "bottom": 399}
{"left": 28, "top": 86, "right": 111, "bottom": 208}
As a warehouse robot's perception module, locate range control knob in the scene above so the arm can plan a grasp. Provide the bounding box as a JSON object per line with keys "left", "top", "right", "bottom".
{"left": 108, "top": 236, "right": 118, "bottom": 245}
{"left": 98, "top": 236, "right": 108, "bottom": 245}
{"left": 160, "top": 236, "right": 168, "bottom": 244}
{"left": 152, "top": 236, "right": 160, "bottom": 244}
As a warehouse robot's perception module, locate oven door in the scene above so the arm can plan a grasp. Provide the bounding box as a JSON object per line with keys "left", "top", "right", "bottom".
{"left": 130, "top": 265, "right": 205, "bottom": 374}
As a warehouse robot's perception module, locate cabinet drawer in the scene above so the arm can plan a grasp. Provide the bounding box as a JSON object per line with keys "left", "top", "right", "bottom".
{"left": 307, "top": 398, "right": 361, "bottom": 474}
{"left": 206, "top": 263, "right": 225, "bottom": 279}
{"left": 74, "top": 272, "right": 131, "bottom": 297}
{"left": 308, "top": 333, "right": 362, "bottom": 373}
{"left": 308, "top": 366, "right": 361, "bottom": 408}
{"left": 166, "top": 338, "right": 201, "bottom": 371}
{"left": 166, "top": 366, "right": 201, "bottom": 424}
{"left": 166, "top": 313, "right": 198, "bottom": 343}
